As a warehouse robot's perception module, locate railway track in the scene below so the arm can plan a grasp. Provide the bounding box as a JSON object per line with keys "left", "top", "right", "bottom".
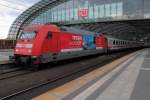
{"left": 0, "top": 62, "right": 43, "bottom": 81}
{"left": 0, "top": 63, "right": 34, "bottom": 81}
{"left": 0, "top": 63, "right": 18, "bottom": 74}
{"left": 0, "top": 67, "right": 21, "bottom": 75}
{"left": 0, "top": 70, "right": 32, "bottom": 80}
{"left": 0, "top": 50, "right": 139, "bottom": 100}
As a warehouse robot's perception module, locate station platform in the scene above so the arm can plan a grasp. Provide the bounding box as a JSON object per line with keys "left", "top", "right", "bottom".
{"left": 33, "top": 48, "right": 150, "bottom": 100}
{"left": 0, "top": 49, "right": 13, "bottom": 64}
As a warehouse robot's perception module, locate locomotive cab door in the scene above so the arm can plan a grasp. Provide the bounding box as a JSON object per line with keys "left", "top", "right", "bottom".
{"left": 42, "top": 31, "right": 59, "bottom": 53}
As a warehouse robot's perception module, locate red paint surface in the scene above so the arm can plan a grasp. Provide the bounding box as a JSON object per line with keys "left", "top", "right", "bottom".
{"left": 96, "top": 34, "right": 108, "bottom": 48}
{"left": 59, "top": 32, "right": 83, "bottom": 50}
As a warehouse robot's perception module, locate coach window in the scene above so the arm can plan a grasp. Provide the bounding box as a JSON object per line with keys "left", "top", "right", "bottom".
{"left": 113, "top": 40, "right": 115, "bottom": 45}
{"left": 116, "top": 41, "right": 118, "bottom": 45}
{"left": 47, "top": 32, "right": 52, "bottom": 39}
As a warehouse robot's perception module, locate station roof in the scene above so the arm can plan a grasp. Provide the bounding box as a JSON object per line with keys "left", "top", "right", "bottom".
{"left": 7, "top": 0, "right": 150, "bottom": 43}
{"left": 8, "top": 0, "right": 61, "bottom": 39}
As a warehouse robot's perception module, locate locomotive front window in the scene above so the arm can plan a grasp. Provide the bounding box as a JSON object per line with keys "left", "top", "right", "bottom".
{"left": 19, "top": 31, "right": 37, "bottom": 39}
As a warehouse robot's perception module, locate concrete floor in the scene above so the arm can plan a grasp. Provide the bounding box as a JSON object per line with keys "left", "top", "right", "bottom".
{"left": 33, "top": 48, "right": 150, "bottom": 100}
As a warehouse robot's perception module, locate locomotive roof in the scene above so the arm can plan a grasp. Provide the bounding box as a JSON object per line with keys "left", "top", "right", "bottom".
{"left": 60, "top": 26, "right": 98, "bottom": 35}
{"left": 23, "top": 25, "right": 98, "bottom": 35}
{"left": 23, "top": 25, "right": 100, "bottom": 36}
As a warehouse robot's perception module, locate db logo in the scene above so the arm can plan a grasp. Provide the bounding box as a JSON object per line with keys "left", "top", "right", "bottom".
{"left": 78, "top": 8, "right": 88, "bottom": 17}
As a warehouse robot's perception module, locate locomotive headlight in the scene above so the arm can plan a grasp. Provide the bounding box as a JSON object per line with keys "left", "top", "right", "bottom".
{"left": 15, "top": 49, "right": 19, "bottom": 52}
{"left": 28, "top": 49, "right": 32, "bottom": 53}
{"left": 32, "top": 56, "right": 37, "bottom": 58}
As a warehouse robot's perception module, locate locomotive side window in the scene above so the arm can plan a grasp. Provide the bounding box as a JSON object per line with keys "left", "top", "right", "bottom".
{"left": 47, "top": 32, "right": 52, "bottom": 39}
{"left": 116, "top": 41, "right": 118, "bottom": 45}
{"left": 113, "top": 40, "right": 115, "bottom": 45}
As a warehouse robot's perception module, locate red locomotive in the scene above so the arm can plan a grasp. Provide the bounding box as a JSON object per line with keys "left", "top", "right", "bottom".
{"left": 12, "top": 24, "right": 143, "bottom": 65}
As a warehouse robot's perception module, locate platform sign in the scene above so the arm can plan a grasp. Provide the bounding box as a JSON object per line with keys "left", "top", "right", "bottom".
{"left": 78, "top": 8, "right": 89, "bottom": 17}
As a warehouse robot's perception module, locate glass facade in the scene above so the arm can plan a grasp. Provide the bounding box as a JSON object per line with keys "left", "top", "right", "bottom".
{"left": 8, "top": 0, "right": 150, "bottom": 39}
{"left": 30, "top": 0, "right": 125, "bottom": 25}
{"left": 29, "top": 0, "right": 150, "bottom": 25}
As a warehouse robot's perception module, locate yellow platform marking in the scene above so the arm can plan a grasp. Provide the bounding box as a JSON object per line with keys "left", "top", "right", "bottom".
{"left": 32, "top": 51, "right": 139, "bottom": 100}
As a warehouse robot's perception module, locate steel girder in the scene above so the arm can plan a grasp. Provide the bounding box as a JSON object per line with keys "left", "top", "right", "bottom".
{"left": 7, "top": 0, "right": 66, "bottom": 39}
